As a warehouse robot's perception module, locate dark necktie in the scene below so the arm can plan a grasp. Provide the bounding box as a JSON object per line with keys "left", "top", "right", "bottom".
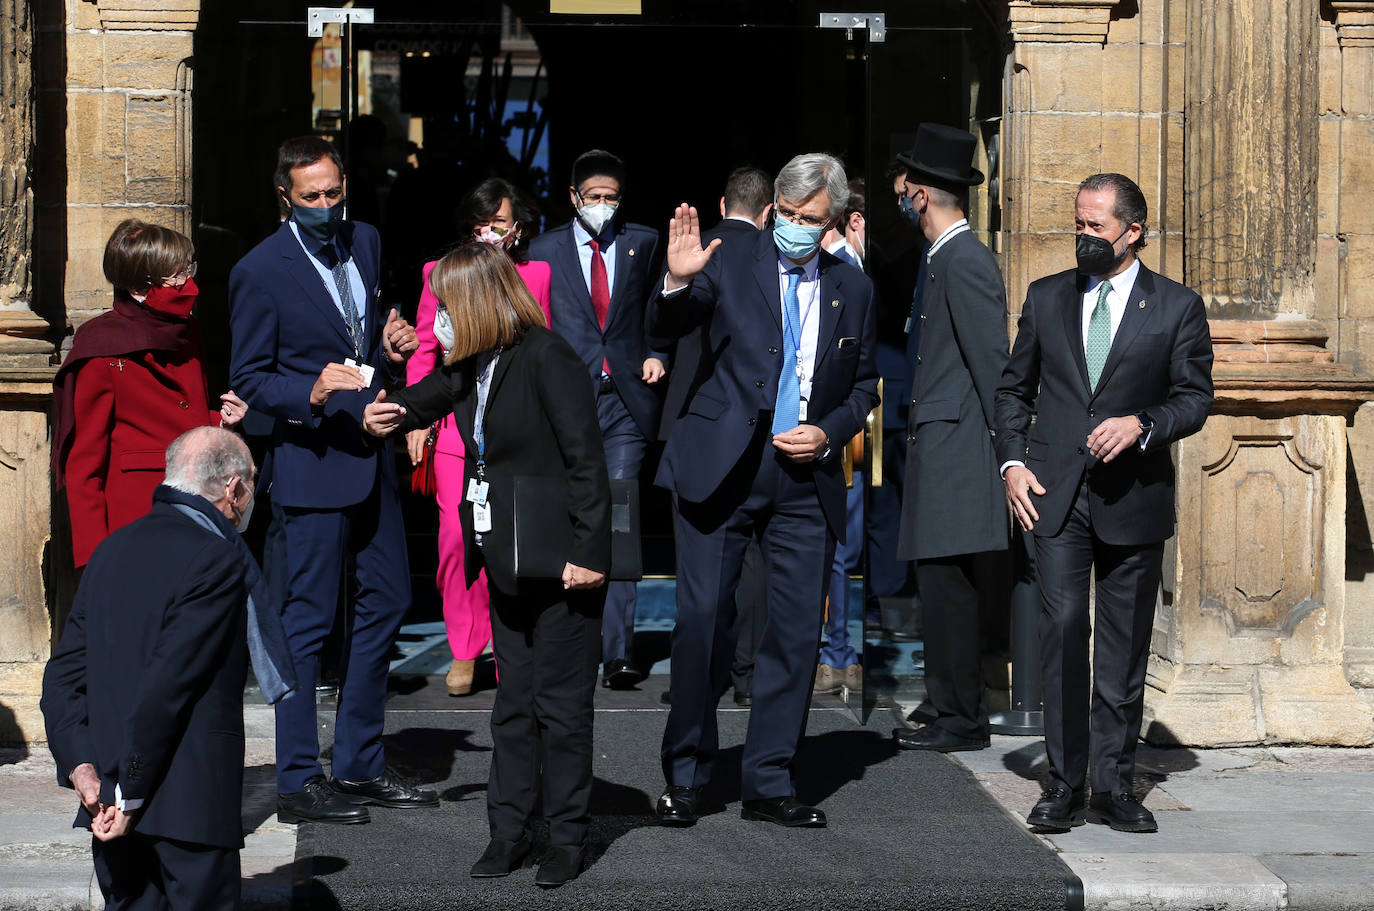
{"left": 588, "top": 238, "right": 611, "bottom": 375}
{"left": 321, "top": 244, "right": 363, "bottom": 356}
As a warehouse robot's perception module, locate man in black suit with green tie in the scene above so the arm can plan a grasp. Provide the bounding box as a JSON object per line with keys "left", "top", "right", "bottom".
{"left": 997, "top": 173, "right": 1213, "bottom": 834}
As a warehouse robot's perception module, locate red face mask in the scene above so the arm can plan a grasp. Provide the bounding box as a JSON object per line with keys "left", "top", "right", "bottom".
{"left": 142, "top": 276, "right": 199, "bottom": 319}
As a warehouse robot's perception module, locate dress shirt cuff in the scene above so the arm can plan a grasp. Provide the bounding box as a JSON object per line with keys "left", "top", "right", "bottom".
{"left": 114, "top": 783, "right": 143, "bottom": 813}
{"left": 1139, "top": 426, "right": 1154, "bottom": 451}
{"left": 661, "top": 276, "right": 690, "bottom": 296}
{"left": 999, "top": 459, "right": 1025, "bottom": 479}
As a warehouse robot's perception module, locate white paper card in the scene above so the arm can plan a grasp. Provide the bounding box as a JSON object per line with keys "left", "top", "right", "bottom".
{"left": 345, "top": 358, "right": 375, "bottom": 387}
{"left": 473, "top": 501, "right": 492, "bottom": 533}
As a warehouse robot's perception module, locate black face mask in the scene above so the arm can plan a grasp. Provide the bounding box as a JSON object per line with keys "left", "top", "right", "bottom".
{"left": 1075, "top": 228, "right": 1130, "bottom": 275}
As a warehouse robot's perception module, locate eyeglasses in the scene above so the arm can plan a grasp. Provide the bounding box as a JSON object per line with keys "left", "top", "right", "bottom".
{"left": 578, "top": 192, "right": 621, "bottom": 206}
{"left": 296, "top": 186, "right": 344, "bottom": 204}
{"left": 775, "top": 205, "right": 829, "bottom": 229}
{"left": 162, "top": 261, "right": 198, "bottom": 288}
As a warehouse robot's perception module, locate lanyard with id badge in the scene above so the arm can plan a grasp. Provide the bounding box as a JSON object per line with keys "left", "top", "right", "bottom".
{"left": 469, "top": 350, "right": 502, "bottom": 538}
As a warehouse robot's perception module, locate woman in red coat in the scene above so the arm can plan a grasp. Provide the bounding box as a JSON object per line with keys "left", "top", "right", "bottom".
{"left": 53, "top": 219, "right": 247, "bottom": 567}
{"left": 405, "top": 179, "right": 552, "bottom": 696}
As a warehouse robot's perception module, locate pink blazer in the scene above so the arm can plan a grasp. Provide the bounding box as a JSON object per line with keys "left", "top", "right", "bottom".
{"left": 408, "top": 257, "right": 553, "bottom": 457}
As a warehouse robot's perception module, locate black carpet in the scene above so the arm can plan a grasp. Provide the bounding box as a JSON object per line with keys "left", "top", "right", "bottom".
{"left": 300, "top": 678, "right": 1078, "bottom": 910}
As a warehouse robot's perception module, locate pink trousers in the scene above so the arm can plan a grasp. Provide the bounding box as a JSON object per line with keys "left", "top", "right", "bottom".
{"left": 434, "top": 449, "right": 492, "bottom": 661}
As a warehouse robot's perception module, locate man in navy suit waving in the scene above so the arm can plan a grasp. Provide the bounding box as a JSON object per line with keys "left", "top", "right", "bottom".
{"left": 529, "top": 150, "right": 667, "bottom": 691}
{"left": 649, "top": 153, "right": 878, "bottom": 829}
{"left": 230, "top": 136, "right": 436, "bottom": 825}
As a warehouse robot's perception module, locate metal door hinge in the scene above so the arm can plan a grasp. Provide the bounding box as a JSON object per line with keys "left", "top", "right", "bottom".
{"left": 819, "top": 12, "right": 886, "bottom": 42}
{"left": 307, "top": 7, "right": 374, "bottom": 36}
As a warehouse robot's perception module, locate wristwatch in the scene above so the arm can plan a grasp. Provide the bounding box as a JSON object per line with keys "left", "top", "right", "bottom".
{"left": 1136, "top": 411, "right": 1155, "bottom": 434}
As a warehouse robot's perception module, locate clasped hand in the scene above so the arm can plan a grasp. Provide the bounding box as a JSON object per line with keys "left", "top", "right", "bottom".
{"left": 1004, "top": 416, "right": 1144, "bottom": 531}
{"left": 772, "top": 425, "right": 828, "bottom": 463}
{"left": 70, "top": 762, "right": 135, "bottom": 842}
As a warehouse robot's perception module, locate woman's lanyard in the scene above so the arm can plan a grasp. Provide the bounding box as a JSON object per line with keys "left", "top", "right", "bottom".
{"left": 469, "top": 348, "right": 502, "bottom": 535}
{"left": 783, "top": 271, "right": 820, "bottom": 382}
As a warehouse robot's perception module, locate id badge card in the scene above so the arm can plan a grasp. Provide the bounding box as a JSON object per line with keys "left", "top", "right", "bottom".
{"left": 798, "top": 397, "right": 809, "bottom": 422}
{"left": 472, "top": 501, "right": 493, "bottom": 533}
{"left": 466, "top": 478, "right": 490, "bottom": 505}
{"left": 344, "top": 358, "right": 376, "bottom": 387}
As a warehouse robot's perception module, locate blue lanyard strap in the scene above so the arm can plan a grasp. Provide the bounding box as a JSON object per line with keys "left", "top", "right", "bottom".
{"left": 473, "top": 348, "right": 501, "bottom": 476}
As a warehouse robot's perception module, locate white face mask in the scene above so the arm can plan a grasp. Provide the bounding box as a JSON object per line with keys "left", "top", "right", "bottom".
{"left": 577, "top": 203, "right": 617, "bottom": 236}
{"left": 433, "top": 304, "right": 455, "bottom": 352}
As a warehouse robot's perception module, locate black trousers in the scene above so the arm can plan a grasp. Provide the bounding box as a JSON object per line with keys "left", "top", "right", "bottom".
{"left": 1034, "top": 480, "right": 1163, "bottom": 795}
{"left": 486, "top": 579, "right": 605, "bottom": 848}
{"left": 917, "top": 553, "right": 990, "bottom": 740}
{"left": 92, "top": 833, "right": 239, "bottom": 911}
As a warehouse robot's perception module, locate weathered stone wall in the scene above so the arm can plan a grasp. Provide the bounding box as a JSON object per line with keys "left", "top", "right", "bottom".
{"left": 1324, "top": 3, "right": 1374, "bottom": 711}
{"left": 1001, "top": 0, "right": 1185, "bottom": 320}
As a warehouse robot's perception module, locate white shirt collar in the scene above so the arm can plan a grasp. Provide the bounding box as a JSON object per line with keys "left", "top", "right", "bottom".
{"left": 777, "top": 247, "right": 820, "bottom": 281}
{"left": 572, "top": 217, "right": 615, "bottom": 247}
{"left": 926, "top": 218, "right": 970, "bottom": 260}
{"left": 724, "top": 214, "right": 758, "bottom": 227}
{"left": 1085, "top": 256, "right": 1141, "bottom": 299}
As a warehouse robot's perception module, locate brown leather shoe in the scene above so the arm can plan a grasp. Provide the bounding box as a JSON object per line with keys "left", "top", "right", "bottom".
{"left": 813, "top": 664, "right": 842, "bottom": 695}
{"left": 446, "top": 659, "right": 475, "bottom": 696}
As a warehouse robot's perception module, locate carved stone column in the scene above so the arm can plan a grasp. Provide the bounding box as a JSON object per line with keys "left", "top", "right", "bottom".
{"left": 1145, "top": 323, "right": 1374, "bottom": 745}
{"left": 1185, "top": 0, "right": 1319, "bottom": 317}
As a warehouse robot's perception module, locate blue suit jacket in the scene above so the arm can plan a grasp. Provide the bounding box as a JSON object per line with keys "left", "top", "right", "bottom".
{"left": 648, "top": 229, "right": 879, "bottom": 538}
{"left": 528, "top": 219, "right": 666, "bottom": 438}
{"left": 229, "top": 220, "right": 397, "bottom": 509}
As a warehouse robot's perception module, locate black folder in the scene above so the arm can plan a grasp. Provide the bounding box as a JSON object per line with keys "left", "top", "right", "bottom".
{"left": 512, "top": 476, "right": 643, "bottom": 582}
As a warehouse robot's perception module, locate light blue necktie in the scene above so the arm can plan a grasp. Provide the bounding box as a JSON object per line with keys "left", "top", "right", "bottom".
{"left": 772, "top": 269, "right": 803, "bottom": 433}
{"left": 1085, "top": 279, "right": 1113, "bottom": 391}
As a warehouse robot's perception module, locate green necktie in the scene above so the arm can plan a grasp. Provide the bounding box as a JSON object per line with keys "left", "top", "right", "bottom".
{"left": 1085, "top": 279, "right": 1113, "bottom": 391}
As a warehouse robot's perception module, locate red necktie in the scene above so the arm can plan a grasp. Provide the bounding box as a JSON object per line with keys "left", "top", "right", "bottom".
{"left": 589, "top": 239, "right": 611, "bottom": 375}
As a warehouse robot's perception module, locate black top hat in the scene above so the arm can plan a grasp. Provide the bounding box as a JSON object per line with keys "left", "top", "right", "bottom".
{"left": 897, "top": 123, "right": 984, "bottom": 188}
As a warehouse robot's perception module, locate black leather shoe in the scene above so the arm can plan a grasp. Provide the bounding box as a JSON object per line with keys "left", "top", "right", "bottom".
{"left": 470, "top": 836, "right": 531, "bottom": 878}
{"left": 602, "top": 659, "right": 642, "bottom": 690}
{"left": 277, "top": 778, "right": 370, "bottom": 825}
{"left": 733, "top": 690, "right": 752, "bottom": 707}
{"left": 535, "top": 846, "right": 583, "bottom": 888}
{"left": 1087, "top": 790, "right": 1158, "bottom": 833}
{"left": 741, "top": 796, "right": 827, "bottom": 828}
{"left": 1026, "top": 787, "right": 1086, "bottom": 832}
{"left": 892, "top": 725, "right": 990, "bottom": 752}
{"left": 330, "top": 767, "right": 439, "bottom": 808}
{"left": 656, "top": 785, "right": 700, "bottom": 826}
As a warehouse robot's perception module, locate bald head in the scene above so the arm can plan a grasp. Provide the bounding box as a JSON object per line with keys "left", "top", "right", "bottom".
{"left": 164, "top": 427, "right": 253, "bottom": 501}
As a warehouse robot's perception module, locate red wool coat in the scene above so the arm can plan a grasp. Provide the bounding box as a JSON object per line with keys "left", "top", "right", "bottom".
{"left": 63, "top": 346, "right": 219, "bottom": 566}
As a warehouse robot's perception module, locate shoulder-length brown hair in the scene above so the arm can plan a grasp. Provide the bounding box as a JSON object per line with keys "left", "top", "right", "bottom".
{"left": 102, "top": 218, "right": 194, "bottom": 294}
{"left": 430, "top": 242, "right": 548, "bottom": 364}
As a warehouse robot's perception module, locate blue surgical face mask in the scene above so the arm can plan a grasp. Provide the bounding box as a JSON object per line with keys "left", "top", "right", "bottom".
{"left": 898, "top": 194, "right": 922, "bottom": 231}
{"left": 772, "top": 214, "right": 826, "bottom": 260}
{"left": 292, "top": 198, "right": 345, "bottom": 247}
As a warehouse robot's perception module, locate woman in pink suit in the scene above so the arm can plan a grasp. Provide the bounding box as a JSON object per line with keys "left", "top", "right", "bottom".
{"left": 407, "top": 178, "right": 552, "bottom": 695}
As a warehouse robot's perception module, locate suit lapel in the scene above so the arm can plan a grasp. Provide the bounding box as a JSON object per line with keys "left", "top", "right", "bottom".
{"left": 606, "top": 227, "right": 633, "bottom": 331}
{"left": 1064, "top": 273, "right": 1092, "bottom": 396}
{"left": 280, "top": 228, "right": 356, "bottom": 351}
{"left": 553, "top": 226, "right": 598, "bottom": 330}
{"left": 1092, "top": 266, "right": 1159, "bottom": 399}
{"left": 752, "top": 240, "right": 784, "bottom": 332}
{"left": 812, "top": 255, "right": 844, "bottom": 371}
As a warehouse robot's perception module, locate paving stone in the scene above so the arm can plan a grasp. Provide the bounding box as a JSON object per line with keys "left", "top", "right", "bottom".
{"left": 1060, "top": 852, "right": 1286, "bottom": 911}
{"left": 0, "top": 859, "right": 92, "bottom": 911}
{"left": 1260, "top": 853, "right": 1374, "bottom": 911}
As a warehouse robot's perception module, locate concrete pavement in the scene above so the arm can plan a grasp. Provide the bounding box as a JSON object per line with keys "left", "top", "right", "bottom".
{"left": 2, "top": 699, "right": 1372, "bottom": 910}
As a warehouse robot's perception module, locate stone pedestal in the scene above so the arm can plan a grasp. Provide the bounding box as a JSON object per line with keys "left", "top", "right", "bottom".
{"left": 1144, "top": 320, "right": 1374, "bottom": 745}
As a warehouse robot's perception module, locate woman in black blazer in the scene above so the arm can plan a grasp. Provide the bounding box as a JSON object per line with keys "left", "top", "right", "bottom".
{"left": 364, "top": 243, "right": 610, "bottom": 888}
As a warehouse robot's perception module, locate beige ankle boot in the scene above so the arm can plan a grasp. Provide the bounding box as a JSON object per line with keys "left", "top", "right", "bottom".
{"left": 446, "top": 659, "right": 475, "bottom": 696}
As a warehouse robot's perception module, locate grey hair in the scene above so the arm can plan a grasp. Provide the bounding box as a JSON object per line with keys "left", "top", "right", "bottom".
{"left": 163, "top": 426, "right": 252, "bottom": 500}
{"left": 775, "top": 153, "right": 849, "bottom": 219}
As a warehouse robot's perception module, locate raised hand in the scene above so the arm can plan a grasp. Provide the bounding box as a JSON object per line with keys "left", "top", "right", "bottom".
{"left": 665, "top": 203, "right": 722, "bottom": 291}
{"left": 362, "top": 388, "right": 407, "bottom": 437}
{"left": 310, "top": 362, "right": 366, "bottom": 407}
{"left": 383, "top": 308, "right": 419, "bottom": 363}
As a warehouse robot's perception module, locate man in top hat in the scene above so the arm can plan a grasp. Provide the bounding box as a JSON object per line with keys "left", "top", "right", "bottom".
{"left": 893, "top": 123, "right": 1010, "bottom": 752}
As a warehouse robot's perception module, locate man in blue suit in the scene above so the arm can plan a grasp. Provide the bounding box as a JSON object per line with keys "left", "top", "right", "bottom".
{"left": 230, "top": 136, "right": 437, "bottom": 824}
{"left": 529, "top": 149, "right": 666, "bottom": 690}
{"left": 649, "top": 153, "right": 878, "bottom": 829}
